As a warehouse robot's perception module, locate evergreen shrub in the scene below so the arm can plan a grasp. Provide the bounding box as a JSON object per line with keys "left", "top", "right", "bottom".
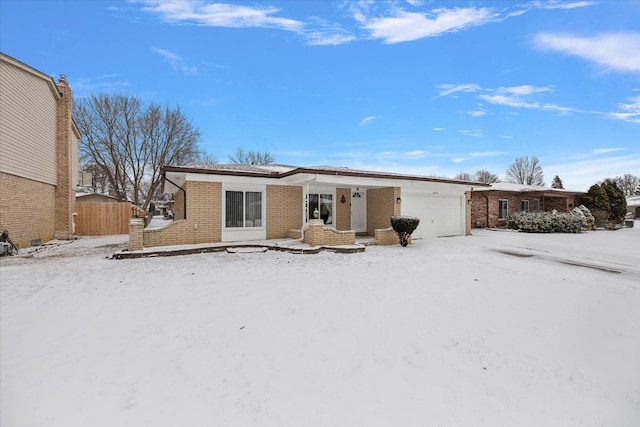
{"left": 506, "top": 205, "right": 594, "bottom": 233}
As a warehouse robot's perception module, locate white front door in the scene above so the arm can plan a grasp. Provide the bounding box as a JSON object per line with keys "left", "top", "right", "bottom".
{"left": 351, "top": 189, "right": 366, "bottom": 233}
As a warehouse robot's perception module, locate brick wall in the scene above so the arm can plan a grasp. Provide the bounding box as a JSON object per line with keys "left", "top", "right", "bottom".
{"left": 54, "top": 75, "right": 75, "bottom": 240}
{"left": 366, "top": 187, "right": 400, "bottom": 235}
{"left": 173, "top": 189, "right": 185, "bottom": 220}
{"left": 303, "top": 219, "right": 355, "bottom": 246}
{"left": 335, "top": 187, "right": 351, "bottom": 231}
{"left": 266, "top": 185, "right": 302, "bottom": 239}
{"left": 0, "top": 172, "right": 56, "bottom": 248}
{"left": 137, "top": 181, "right": 221, "bottom": 249}
{"left": 471, "top": 191, "right": 585, "bottom": 228}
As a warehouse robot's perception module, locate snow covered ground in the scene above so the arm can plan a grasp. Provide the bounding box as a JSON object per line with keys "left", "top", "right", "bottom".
{"left": 1, "top": 225, "right": 639, "bottom": 427}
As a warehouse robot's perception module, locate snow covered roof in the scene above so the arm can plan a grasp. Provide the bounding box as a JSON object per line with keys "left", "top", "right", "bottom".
{"left": 626, "top": 195, "right": 640, "bottom": 207}
{"left": 474, "top": 182, "right": 585, "bottom": 195}
{"left": 164, "top": 163, "right": 488, "bottom": 187}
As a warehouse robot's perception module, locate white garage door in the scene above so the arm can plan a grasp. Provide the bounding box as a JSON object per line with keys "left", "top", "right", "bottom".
{"left": 401, "top": 193, "right": 464, "bottom": 239}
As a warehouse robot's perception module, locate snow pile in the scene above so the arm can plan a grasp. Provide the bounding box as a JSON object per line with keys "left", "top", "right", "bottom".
{"left": 1, "top": 227, "right": 639, "bottom": 426}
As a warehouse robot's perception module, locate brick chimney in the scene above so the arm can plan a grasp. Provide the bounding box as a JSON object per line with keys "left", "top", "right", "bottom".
{"left": 54, "top": 74, "right": 75, "bottom": 239}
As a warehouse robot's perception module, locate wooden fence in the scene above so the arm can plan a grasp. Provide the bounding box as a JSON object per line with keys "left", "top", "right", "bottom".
{"left": 75, "top": 202, "right": 139, "bottom": 236}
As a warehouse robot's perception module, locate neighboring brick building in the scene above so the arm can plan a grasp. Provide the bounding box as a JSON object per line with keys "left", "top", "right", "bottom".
{"left": 470, "top": 182, "right": 586, "bottom": 228}
{"left": 0, "top": 52, "right": 80, "bottom": 249}
{"left": 130, "top": 164, "right": 484, "bottom": 250}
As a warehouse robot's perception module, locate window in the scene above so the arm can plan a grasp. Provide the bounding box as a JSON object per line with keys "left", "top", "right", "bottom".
{"left": 225, "top": 191, "right": 262, "bottom": 228}
{"left": 521, "top": 200, "right": 529, "bottom": 212}
{"left": 533, "top": 199, "right": 540, "bottom": 211}
{"left": 308, "top": 193, "right": 333, "bottom": 225}
{"left": 498, "top": 199, "right": 508, "bottom": 220}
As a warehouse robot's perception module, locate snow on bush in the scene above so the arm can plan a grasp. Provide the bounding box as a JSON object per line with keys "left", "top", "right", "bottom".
{"left": 506, "top": 205, "right": 594, "bottom": 233}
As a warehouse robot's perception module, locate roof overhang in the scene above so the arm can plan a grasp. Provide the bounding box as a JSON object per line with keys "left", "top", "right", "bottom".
{"left": 161, "top": 165, "right": 489, "bottom": 194}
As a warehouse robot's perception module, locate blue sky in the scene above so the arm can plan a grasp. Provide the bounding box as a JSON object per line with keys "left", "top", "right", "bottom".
{"left": 1, "top": 0, "right": 639, "bottom": 191}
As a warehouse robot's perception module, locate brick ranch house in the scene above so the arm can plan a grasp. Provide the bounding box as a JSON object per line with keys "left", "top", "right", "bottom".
{"left": 129, "top": 164, "right": 486, "bottom": 250}
{"left": 0, "top": 52, "right": 80, "bottom": 249}
{"left": 470, "top": 182, "right": 586, "bottom": 228}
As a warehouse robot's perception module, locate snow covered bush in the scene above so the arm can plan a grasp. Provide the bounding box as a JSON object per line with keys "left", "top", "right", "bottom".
{"left": 507, "top": 208, "right": 588, "bottom": 233}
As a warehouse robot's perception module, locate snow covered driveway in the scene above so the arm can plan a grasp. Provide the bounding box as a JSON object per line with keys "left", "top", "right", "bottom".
{"left": 1, "top": 226, "right": 639, "bottom": 426}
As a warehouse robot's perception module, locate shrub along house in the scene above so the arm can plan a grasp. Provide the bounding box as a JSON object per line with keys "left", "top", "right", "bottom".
{"left": 470, "top": 182, "right": 586, "bottom": 228}
{"left": 128, "top": 164, "right": 486, "bottom": 250}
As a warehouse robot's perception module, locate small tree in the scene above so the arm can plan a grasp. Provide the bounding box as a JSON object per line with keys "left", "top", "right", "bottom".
{"left": 584, "top": 184, "right": 610, "bottom": 227}
{"left": 551, "top": 175, "right": 564, "bottom": 189}
{"left": 229, "top": 147, "right": 275, "bottom": 165}
{"left": 601, "top": 179, "right": 627, "bottom": 223}
{"left": 505, "top": 156, "right": 545, "bottom": 186}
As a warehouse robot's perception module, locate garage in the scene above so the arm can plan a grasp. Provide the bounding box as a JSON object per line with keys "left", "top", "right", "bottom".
{"left": 401, "top": 192, "right": 465, "bottom": 239}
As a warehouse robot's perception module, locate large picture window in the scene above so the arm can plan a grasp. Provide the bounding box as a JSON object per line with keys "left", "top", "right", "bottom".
{"left": 498, "top": 199, "right": 508, "bottom": 220}
{"left": 226, "top": 191, "right": 262, "bottom": 228}
{"left": 308, "top": 193, "right": 333, "bottom": 225}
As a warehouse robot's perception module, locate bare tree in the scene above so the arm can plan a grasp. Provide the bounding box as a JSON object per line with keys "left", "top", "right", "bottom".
{"left": 505, "top": 156, "right": 545, "bottom": 186}
{"left": 75, "top": 93, "right": 201, "bottom": 209}
{"left": 229, "top": 147, "right": 275, "bottom": 165}
{"left": 191, "top": 151, "right": 218, "bottom": 166}
{"left": 454, "top": 172, "right": 474, "bottom": 181}
{"left": 614, "top": 173, "right": 640, "bottom": 196}
{"left": 475, "top": 169, "right": 499, "bottom": 184}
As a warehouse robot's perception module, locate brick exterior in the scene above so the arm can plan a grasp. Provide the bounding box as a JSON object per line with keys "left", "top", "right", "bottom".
{"left": 303, "top": 219, "right": 356, "bottom": 246}
{"left": 335, "top": 187, "right": 351, "bottom": 231}
{"left": 138, "top": 181, "right": 221, "bottom": 249}
{"left": 471, "top": 191, "right": 585, "bottom": 228}
{"left": 266, "top": 185, "right": 303, "bottom": 239}
{"left": 0, "top": 172, "right": 56, "bottom": 248}
{"left": 54, "top": 76, "right": 75, "bottom": 240}
{"left": 366, "top": 187, "right": 401, "bottom": 235}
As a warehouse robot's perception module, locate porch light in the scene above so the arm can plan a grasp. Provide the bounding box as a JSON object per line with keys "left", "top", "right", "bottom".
{"left": 396, "top": 197, "right": 402, "bottom": 204}
{"left": 340, "top": 194, "right": 347, "bottom": 204}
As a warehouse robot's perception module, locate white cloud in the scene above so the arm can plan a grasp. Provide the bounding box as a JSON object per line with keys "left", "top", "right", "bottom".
{"left": 436, "top": 83, "right": 481, "bottom": 98}
{"left": 152, "top": 47, "right": 199, "bottom": 75}
{"left": 534, "top": 32, "right": 640, "bottom": 73}
{"left": 591, "top": 148, "right": 625, "bottom": 154}
{"left": 608, "top": 96, "right": 640, "bottom": 124}
{"left": 451, "top": 157, "right": 470, "bottom": 163}
{"left": 432, "top": 127, "right": 446, "bottom": 131}
{"left": 359, "top": 115, "right": 379, "bottom": 126}
{"left": 459, "top": 129, "right": 483, "bottom": 137}
{"left": 404, "top": 150, "right": 429, "bottom": 158}
{"left": 362, "top": 7, "right": 494, "bottom": 44}
{"left": 469, "top": 151, "right": 508, "bottom": 157}
{"left": 306, "top": 31, "right": 356, "bottom": 46}
{"left": 141, "top": 1, "right": 304, "bottom": 32}
{"left": 532, "top": 1, "right": 597, "bottom": 10}
{"left": 546, "top": 155, "right": 640, "bottom": 191}
{"left": 468, "top": 110, "right": 487, "bottom": 117}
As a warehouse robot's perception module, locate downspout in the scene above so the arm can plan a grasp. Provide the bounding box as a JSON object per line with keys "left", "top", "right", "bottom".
{"left": 164, "top": 176, "right": 187, "bottom": 219}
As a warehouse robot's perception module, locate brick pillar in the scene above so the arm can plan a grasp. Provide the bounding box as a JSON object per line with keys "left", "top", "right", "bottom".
{"left": 54, "top": 75, "right": 74, "bottom": 240}
{"left": 129, "top": 218, "right": 144, "bottom": 251}
{"left": 303, "top": 219, "right": 324, "bottom": 246}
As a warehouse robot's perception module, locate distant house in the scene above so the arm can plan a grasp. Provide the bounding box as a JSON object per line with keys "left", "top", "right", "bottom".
{"left": 129, "top": 164, "right": 487, "bottom": 250}
{"left": 626, "top": 196, "right": 640, "bottom": 219}
{"left": 0, "top": 52, "right": 80, "bottom": 248}
{"left": 470, "top": 182, "right": 586, "bottom": 228}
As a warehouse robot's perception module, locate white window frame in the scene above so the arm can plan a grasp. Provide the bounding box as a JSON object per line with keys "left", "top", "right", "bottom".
{"left": 222, "top": 184, "right": 266, "bottom": 231}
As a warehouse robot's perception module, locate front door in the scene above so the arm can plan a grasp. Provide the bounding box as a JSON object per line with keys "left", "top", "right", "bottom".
{"left": 351, "top": 189, "right": 366, "bottom": 233}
